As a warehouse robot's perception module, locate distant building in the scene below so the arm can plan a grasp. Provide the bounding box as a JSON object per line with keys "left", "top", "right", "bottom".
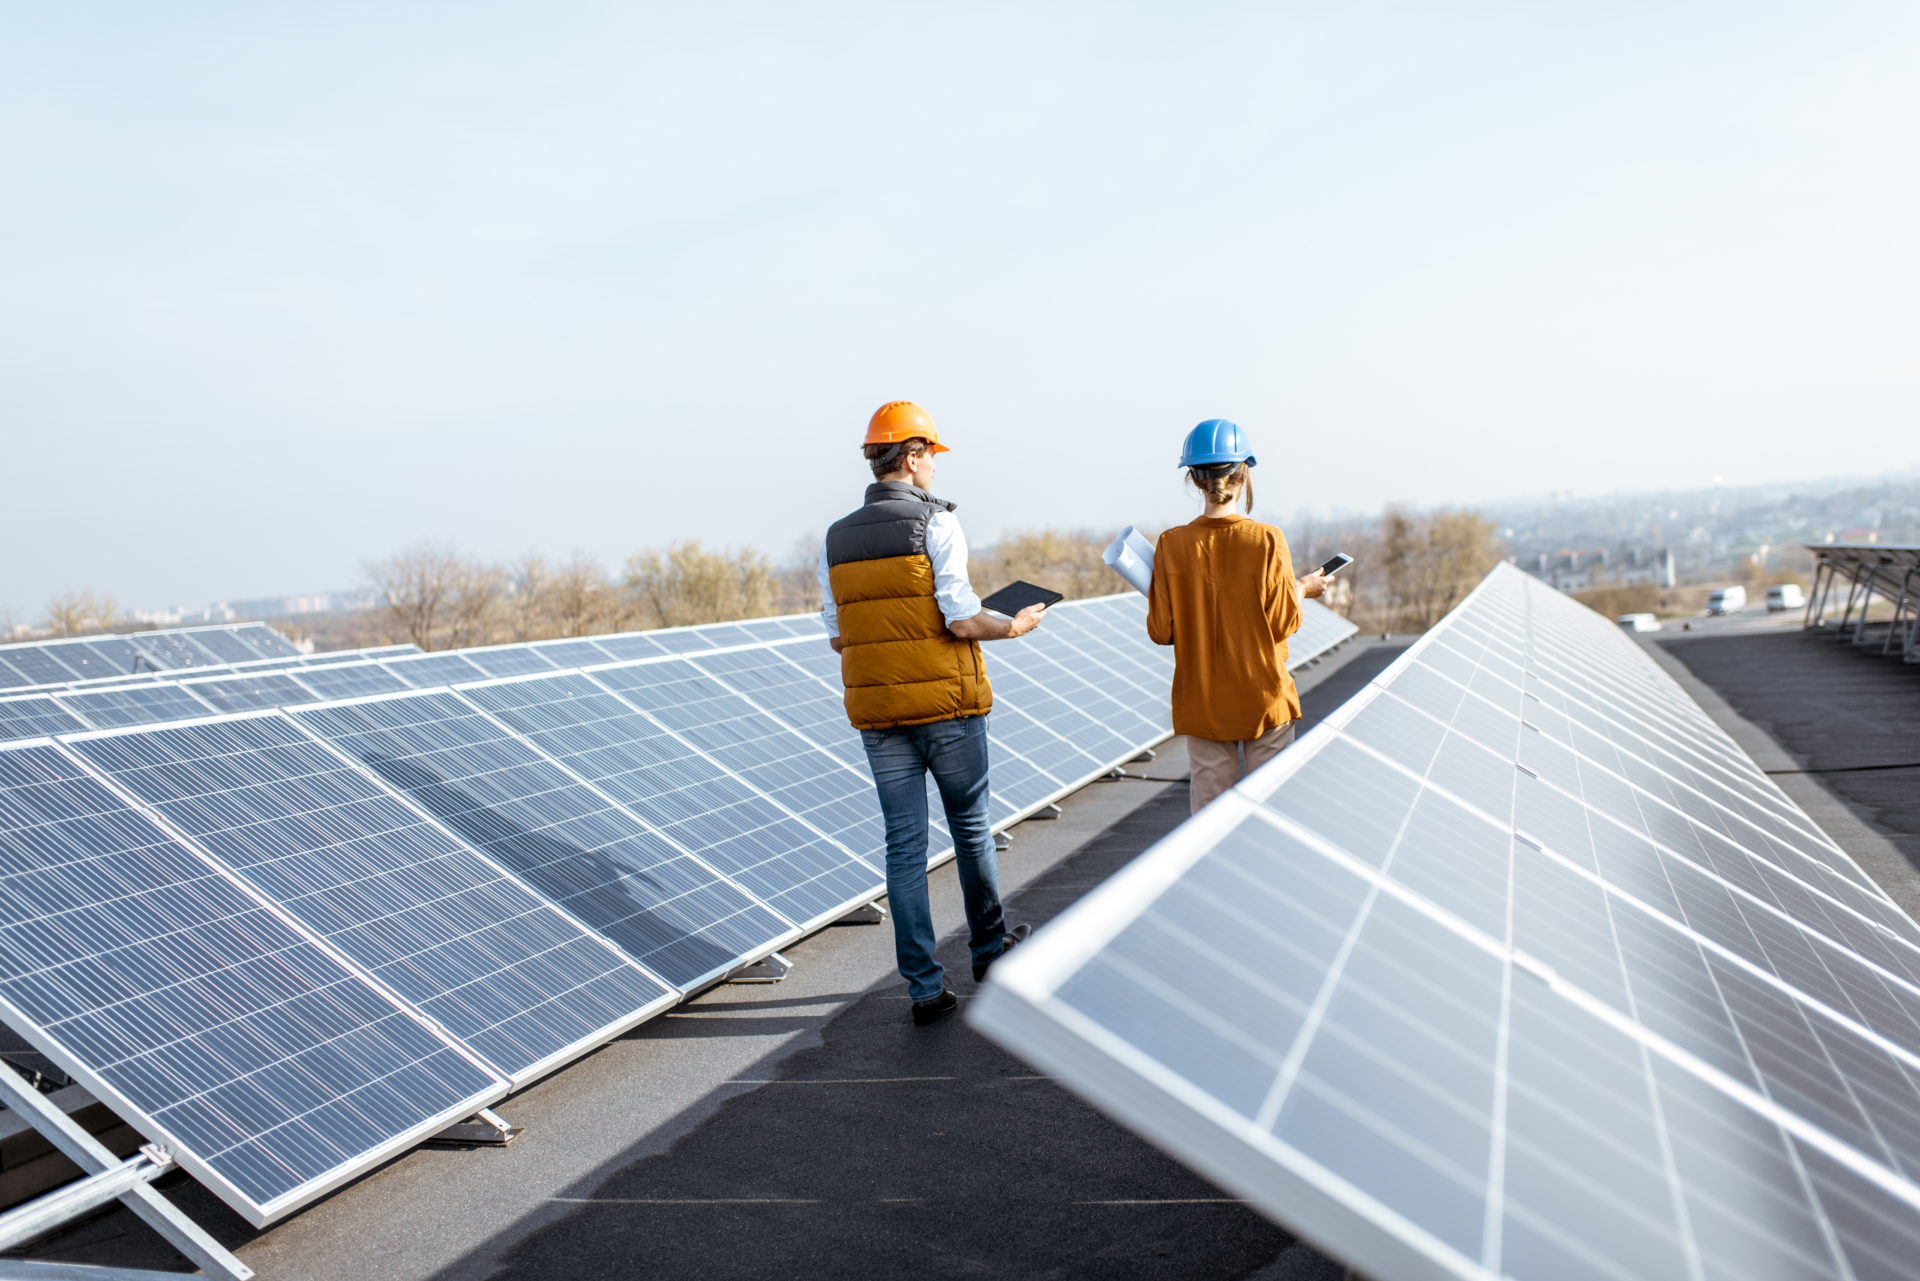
{"left": 1527, "top": 545, "right": 1672, "bottom": 592}
{"left": 129, "top": 589, "right": 379, "bottom": 627}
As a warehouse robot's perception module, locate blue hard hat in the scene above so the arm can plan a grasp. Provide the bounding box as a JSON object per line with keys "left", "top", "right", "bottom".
{"left": 1178, "top": 418, "right": 1256, "bottom": 468}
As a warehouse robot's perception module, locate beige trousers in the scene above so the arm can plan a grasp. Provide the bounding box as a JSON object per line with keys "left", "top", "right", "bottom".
{"left": 1187, "top": 721, "right": 1297, "bottom": 813}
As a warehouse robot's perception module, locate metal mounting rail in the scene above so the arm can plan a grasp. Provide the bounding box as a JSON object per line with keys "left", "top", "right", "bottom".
{"left": 0, "top": 1059, "right": 251, "bottom": 1280}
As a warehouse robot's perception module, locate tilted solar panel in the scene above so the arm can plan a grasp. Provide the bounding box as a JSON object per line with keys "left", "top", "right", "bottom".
{"left": 236, "top": 623, "right": 305, "bottom": 659}
{"left": 184, "top": 627, "right": 274, "bottom": 664}
{"left": 295, "top": 661, "right": 410, "bottom": 701}
{"left": 134, "top": 631, "right": 221, "bottom": 669}
{"left": 460, "top": 645, "right": 560, "bottom": 678}
{"left": 3, "top": 646, "right": 82, "bottom": 684}
{"left": 69, "top": 715, "right": 675, "bottom": 1083}
{"left": 0, "top": 656, "right": 32, "bottom": 690}
{"left": 381, "top": 652, "right": 489, "bottom": 687}
{"left": 288, "top": 691, "right": 791, "bottom": 989}
{"left": 0, "top": 695, "right": 89, "bottom": 741}
{"left": 59, "top": 682, "right": 219, "bottom": 729}
{"left": 594, "top": 659, "right": 891, "bottom": 896}
{"left": 464, "top": 670, "right": 883, "bottom": 931}
{"left": 0, "top": 741, "right": 503, "bottom": 1226}
{"left": 39, "top": 640, "right": 122, "bottom": 680}
{"left": 973, "top": 563, "right": 1920, "bottom": 1280}
{"left": 182, "top": 672, "right": 322, "bottom": 714}
{"left": 705, "top": 642, "right": 956, "bottom": 855}
{"left": 528, "top": 638, "right": 616, "bottom": 668}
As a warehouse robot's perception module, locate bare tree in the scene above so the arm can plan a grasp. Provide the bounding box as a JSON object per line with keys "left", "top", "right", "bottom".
{"left": 1381, "top": 506, "right": 1504, "bottom": 630}
{"left": 624, "top": 541, "right": 777, "bottom": 627}
{"left": 971, "top": 528, "right": 1116, "bottom": 601}
{"left": 364, "top": 544, "right": 464, "bottom": 651}
{"left": 443, "top": 557, "right": 506, "bottom": 650}
{"left": 41, "top": 590, "right": 120, "bottom": 636}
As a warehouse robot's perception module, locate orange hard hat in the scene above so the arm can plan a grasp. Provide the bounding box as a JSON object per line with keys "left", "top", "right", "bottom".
{"left": 864, "top": 401, "right": 950, "bottom": 453}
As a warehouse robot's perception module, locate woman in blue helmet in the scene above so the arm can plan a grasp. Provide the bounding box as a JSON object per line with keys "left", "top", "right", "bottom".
{"left": 1147, "top": 418, "right": 1330, "bottom": 812}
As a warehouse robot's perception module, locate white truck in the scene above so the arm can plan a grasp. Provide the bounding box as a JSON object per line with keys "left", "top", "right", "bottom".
{"left": 1766, "top": 584, "right": 1806, "bottom": 612}
{"left": 1706, "top": 585, "right": 1747, "bottom": 615}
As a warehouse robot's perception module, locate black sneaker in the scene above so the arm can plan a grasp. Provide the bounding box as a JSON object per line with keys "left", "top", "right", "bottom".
{"left": 973, "top": 923, "right": 1033, "bottom": 982}
{"left": 911, "top": 988, "right": 959, "bottom": 1025}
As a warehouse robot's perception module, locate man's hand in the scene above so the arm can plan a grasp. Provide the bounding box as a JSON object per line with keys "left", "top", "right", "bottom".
{"left": 1299, "top": 570, "right": 1331, "bottom": 599}
{"left": 949, "top": 603, "right": 1047, "bottom": 641}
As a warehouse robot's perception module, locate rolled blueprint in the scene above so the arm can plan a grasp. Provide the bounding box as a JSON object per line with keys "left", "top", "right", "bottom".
{"left": 1102, "top": 525, "right": 1155, "bottom": 596}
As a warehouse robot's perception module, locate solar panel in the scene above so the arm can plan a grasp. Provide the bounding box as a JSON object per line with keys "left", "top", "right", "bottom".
{"left": 288, "top": 691, "right": 791, "bottom": 989}
{"left": 3, "top": 646, "right": 83, "bottom": 684}
{"left": 529, "top": 638, "right": 617, "bottom": 667}
{"left": 39, "top": 640, "right": 122, "bottom": 680}
{"left": 459, "top": 645, "right": 560, "bottom": 678}
{"left": 59, "top": 682, "right": 219, "bottom": 729}
{"left": 181, "top": 672, "right": 322, "bottom": 714}
{"left": 295, "top": 661, "right": 410, "bottom": 701}
{"left": 0, "top": 656, "right": 32, "bottom": 690}
{"left": 972, "top": 563, "right": 1920, "bottom": 1280}
{"left": 381, "top": 652, "right": 489, "bottom": 687}
{"left": 463, "top": 670, "right": 883, "bottom": 930}
{"left": 690, "top": 642, "right": 958, "bottom": 859}
{"left": 133, "top": 631, "right": 221, "bottom": 669}
{"left": 0, "top": 740, "right": 503, "bottom": 1226}
{"left": 0, "top": 695, "right": 89, "bottom": 740}
{"left": 181, "top": 627, "right": 271, "bottom": 664}
{"left": 588, "top": 633, "right": 669, "bottom": 661}
{"left": 1291, "top": 598, "right": 1361, "bottom": 665}
{"left": 592, "top": 658, "right": 892, "bottom": 892}
{"left": 69, "top": 716, "right": 675, "bottom": 1082}
{"left": 236, "top": 623, "right": 305, "bottom": 659}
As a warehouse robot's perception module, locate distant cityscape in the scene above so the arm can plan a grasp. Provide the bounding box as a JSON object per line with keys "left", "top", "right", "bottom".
{"left": 110, "top": 469, "right": 1920, "bottom": 629}
{"left": 1482, "top": 469, "right": 1920, "bottom": 592}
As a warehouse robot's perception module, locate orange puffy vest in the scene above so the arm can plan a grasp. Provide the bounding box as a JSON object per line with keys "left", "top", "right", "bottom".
{"left": 826, "top": 483, "right": 992, "bottom": 730}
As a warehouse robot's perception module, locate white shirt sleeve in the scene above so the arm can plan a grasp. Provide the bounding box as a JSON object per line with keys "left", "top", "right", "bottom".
{"left": 816, "top": 538, "right": 838, "bottom": 638}
{"left": 927, "top": 510, "right": 983, "bottom": 625}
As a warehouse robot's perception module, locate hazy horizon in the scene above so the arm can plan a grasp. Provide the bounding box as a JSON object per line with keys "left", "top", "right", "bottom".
{"left": 6, "top": 3, "right": 1918, "bottom": 617}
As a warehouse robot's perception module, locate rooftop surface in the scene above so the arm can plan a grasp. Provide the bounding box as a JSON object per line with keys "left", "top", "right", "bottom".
{"left": 12, "top": 627, "right": 1916, "bottom": 1280}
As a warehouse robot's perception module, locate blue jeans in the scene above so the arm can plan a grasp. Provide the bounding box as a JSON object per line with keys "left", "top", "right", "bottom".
{"left": 861, "top": 714, "right": 1007, "bottom": 1002}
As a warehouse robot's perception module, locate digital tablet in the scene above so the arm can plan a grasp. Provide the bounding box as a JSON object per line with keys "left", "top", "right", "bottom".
{"left": 981, "top": 581, "right": 1064, "bottom": 616}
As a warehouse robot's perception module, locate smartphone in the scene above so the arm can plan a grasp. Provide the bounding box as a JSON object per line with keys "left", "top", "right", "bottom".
{"left": 1318, "top": 553, "right": 1354, "bottom": 577}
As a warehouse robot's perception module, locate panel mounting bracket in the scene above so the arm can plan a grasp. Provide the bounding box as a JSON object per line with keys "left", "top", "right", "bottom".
{"left": 1130, "top": 748, "right": 1156, "bottom": 763}
{"left": 1028, "top": 804, "right": 1063, "bottom": 821}
{"left": 726, "top": 952, "right": 794, "bottom": 984}
{"left": 0, "top": 1059, "right": 252, "bottom": 1279}
{"left": 429, "top": 1107, "right": 523, "bottom": 1146}
{"left": 834, "top": 900, "right": 887, "bottom": 926}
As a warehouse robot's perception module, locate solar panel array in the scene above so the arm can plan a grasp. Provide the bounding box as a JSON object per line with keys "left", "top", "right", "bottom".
{"left": 973, "top": 563, "right": 1920, "bottom": 1280}
{"left": 0, "top": 622, "right": 317, "bottom": 690}
{"left": 0, "top": 592, "right": 1354, "bottom": 1227}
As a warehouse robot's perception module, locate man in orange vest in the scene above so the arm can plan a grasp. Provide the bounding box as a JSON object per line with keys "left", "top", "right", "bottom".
{"left": 818, "top": 401, "right": 1048, "bottom": 1024}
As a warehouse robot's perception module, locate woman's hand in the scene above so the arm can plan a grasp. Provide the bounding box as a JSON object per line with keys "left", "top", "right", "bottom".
{"left": 1298, "top": 570, "right": 1331, "bottom": 599}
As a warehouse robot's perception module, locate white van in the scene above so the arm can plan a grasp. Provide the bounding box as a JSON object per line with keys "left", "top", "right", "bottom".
{"left": 1766, "top": 584, "right": 1805, "bottom": 612}
{"left": 1617, "top": 613, "right": 1662, "bottom": 632}
{"left": 1706, "top": 586, "right": 1747, "bottom": 615}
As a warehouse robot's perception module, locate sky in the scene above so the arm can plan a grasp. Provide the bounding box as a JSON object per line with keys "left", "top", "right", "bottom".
{"left": 3, "top": 2, "right": 1917, "bottom": 615}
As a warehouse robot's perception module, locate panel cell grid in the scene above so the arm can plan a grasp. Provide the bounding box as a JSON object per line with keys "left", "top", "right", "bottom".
{"left": 61, "top": 683, "right": 218, "bottom": 730}
{"left": 296, "top": 663, "right": 410, "bottom": 701}
{"left": 289, "top": 692, "right": 789, "bottom": 989}
{"left": 0, "top": 695, "right": 89, "bottom": 741}
{"left": 973, "top": 564, "right": 1920, "bottom": 1281}
{"left": 0, "top": 741, "right": 499, "bottom": 1223}
{"left": 595, "top": 659, "right": 890, "bottom": 877}
{"left": 381, "top": 653, "right": 489, "bottom": 688}
{"left": 189, "top": 628, "right": 274, "bottom": 664}
{"left": 465, "top": 672, "right": 885, "bottom": 928}
{"left": 460, "top": 646, "right": 559, "bottom": 678}
{"left": 70, "top": 717, "right": 672, "bottom": 1081}
{"left": 183, "top": 673, "right": 322, "bottom": 714}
